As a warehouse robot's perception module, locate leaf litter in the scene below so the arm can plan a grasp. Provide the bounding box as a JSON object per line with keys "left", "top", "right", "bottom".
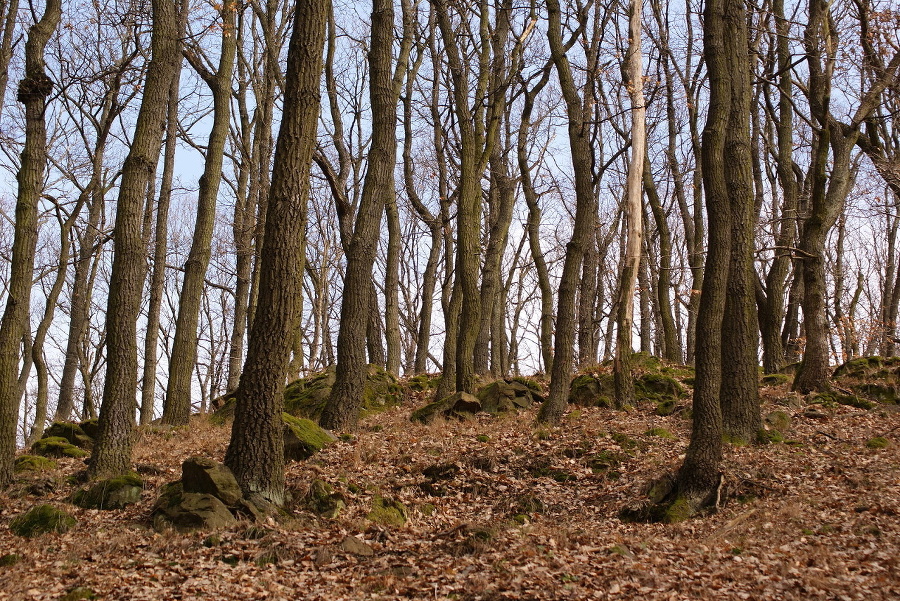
{"left": 1, "top": 384, "right": 898, "bottom": 600}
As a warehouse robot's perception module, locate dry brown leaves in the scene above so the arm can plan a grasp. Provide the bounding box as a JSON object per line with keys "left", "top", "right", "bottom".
{"left": 1, "top": 386, "right": 898, "bottom": 600}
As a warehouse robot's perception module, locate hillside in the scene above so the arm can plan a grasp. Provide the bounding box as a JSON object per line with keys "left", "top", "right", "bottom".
{"left": 1, "top": 374, "right": 899, "bottom": 600}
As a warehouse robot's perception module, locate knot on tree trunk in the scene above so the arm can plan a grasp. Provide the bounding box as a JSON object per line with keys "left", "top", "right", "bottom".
{"left": 17, "top": 72, "right": 53, "bottom": 103}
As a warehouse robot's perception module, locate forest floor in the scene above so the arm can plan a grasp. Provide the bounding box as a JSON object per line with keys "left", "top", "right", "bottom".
{"left": 1, "top": 380, "right": 899, "bottom": 600}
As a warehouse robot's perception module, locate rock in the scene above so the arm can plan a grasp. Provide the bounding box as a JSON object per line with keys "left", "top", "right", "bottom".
{"left": 569, "top": 373, "right": 614, "bottom": 408}
{"left": 215, "top": 365, "right": 403, "bottom": 423}
{"left": 422, "top": 463, "right": 460, "bottom": 481}
{"left": 60, "top": 587, "right": 96, "bottom": 601}
{"left": 9, "top": 505, "right": 76, "bottom": 537}
{"left": 636, "top": 373, "right": 684, "bottom": 403}
{"left": 803, "top": 407, "right": 828, "bottom": 420}
{"left": 30, "top": 437, "right": 89, "bottom": 459}
{"left": 406, "top": 374, "right": 440, "bottom": 391}
{"left": 761, "top": 373, "right": 790, "bottom": 386}
{"left": 410, "top": 391, "right": 481, "bottom": 424}
{"left": 832, "top": 356, "right": 900, "bottom": 405}
{"left": 304, "top": 479, "right": 344, "bottom": 518}
{"left": 42, "top": 422, "right": 93, "bottom": 449}
{"left": 764, "top": 410, "right": 791, "bottom": 433}
{"left": 14, "top": 455, "right": 57, "bottom": 473}
{"left": 152, "top": 482, "right": 236, "bottom": 532}
{"left": 476, "top": 380, "right": 518, "bottom": 414}
{"left": 181, "top": 456, "right": 242, "bottom": 506}
{"left": 282, "top": 413, "right": 337, "bottom": 462}
{"left": 71, "top": 473, "right": 143, "bottom": 509}
{"left": 340, "top": 535, "right": 374, "bottom": 556}
{"left": 366, "top": 495, "right": 407, "bottom": 527}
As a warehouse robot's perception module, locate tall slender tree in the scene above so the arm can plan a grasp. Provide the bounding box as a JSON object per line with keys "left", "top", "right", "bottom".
{"left": 89, "top": 0, "right": 181, "bottom": 480}
{"left": 224, "top": 0, "right": 327, "bottom": 504}
{"left": 0, "top": 0, "right": 62, "bottom": 486}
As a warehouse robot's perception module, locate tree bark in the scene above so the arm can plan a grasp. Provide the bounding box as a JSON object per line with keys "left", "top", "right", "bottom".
{"left": 0, "top": 0, "right": 61, "bottom": 487}
{"left": 164, "top": 0, "right": 238, "bottom": 425}
{"left": 225, "top": 0, "right": 326, "bottom": 503}
{"left": 90, "top": 0, "right": 181, "bottom": 480}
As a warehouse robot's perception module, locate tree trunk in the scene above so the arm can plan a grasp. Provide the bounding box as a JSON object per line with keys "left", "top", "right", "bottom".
{"left": 538, "top": 0, "right": 597, "bottom": 423}
{"left": 322, "top": 0, "right": 404, "bottom": 431}
{"left": 164, "top": 1, "right": 238, "bottom": 425}
{"left": 225, "top": 0, "right": 326, "bottom": 504}
{"left": 0, "top": 0, "right": 61, "bottom": 487}
{"left": 90, "top": 0, "right": 180, "bottom": 480}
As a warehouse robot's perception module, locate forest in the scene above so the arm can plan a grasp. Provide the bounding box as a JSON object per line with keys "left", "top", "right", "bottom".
{"left": 0, "top": 0, "right": 899, "bottom": 597}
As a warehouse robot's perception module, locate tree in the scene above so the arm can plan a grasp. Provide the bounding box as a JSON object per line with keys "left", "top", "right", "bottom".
{"left": 321, "top": 0, "right": 411, "bottom": 431}
{"left": 0, "top": 0, "right": 62, "bottom": 486}
{"left": 163, "top": 0, "right": 239, "bottom": 425}
{"left": 89, "top": 0, "right": 181, "bottom": 480}
{"left": 224, "top": 0, "right": 327, "bottom": 504}
{"left": 793, "top": 0, "right": 900, "bottom": 393}
{"left": 538, "top": 0, "right": 599, "bottom": 423}
{"left": 613, "top": 0, "right": 647, "bottom": 408}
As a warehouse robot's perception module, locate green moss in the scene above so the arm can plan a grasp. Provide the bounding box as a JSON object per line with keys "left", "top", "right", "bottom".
{"left": 367, "top": 495, "right": 407, "bottom": 527}
{"left": 476, "top": 434, "right": 490, "bottom": 443}
{"left": 407, "top": 374, "right": 440, "bottom": 391}
{"left": 645, "top": 427, "right": 675, "bottom": 439}
{"left": 71, "top": 473, "right": 144, "bottom": 509}
{"left": 9, "top": 505, "right": 76, "bottom": 537}
{"left": 60, "top": 587, "right": 96, "bottom": 601}
{"left": 611, "top": 432, "right": 638, "bottom": 450}
{"left": 0, "top": 553, "right": 21, "bottom": 566}
{"left": 30, "top": 437, "right": 88, "bottom": 459}
{"left": 663, "top": 497, "right": 693, "bottom": 524}
{"left": 14, "top": 454, "right": 57, "bottom": 472}
{"left": 655, "top": 399, "right": 677, "bottom": 416}
{"left": 43, "top": 422, "right": 93, "bottom": 449}
{"left": 282, "top": 413, "right": 335, "bottom": 461}
{"left": 304, "top": 479, "right": 345, "bottom": 518}
{"left": 723, "top": 433, "right": 750, "bottom": 446}
{"left": 419, "top": 503, "right": 436, "bottom": 516}
{"left": 756, "top": 429, "right": 785, "bottom": 444}
{"left": 761, "top": 373, "right": 789, "bottom": 386}
{"left": 866, "top": 436, "right": 890, "bottom": 449}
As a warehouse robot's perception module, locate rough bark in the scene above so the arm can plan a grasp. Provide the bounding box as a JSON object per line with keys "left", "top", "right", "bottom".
{"left": 164, "top": 0, "right": 238, "bottom": 425}
{"left": 0, "top": 0, "right": 61, "bottom": 487}
{"left": 225, "top": 0, "right": 326, "bottom": 504}
{"left": 90, "top": 0, "right": 181, "bottom": 480}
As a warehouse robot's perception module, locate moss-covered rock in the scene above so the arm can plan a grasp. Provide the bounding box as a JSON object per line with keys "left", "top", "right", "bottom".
{"left": 30, "top": 436, "right": 88, "bottom": 459}
{"left": 71, "top": 473, "right": 143, "bottom": 509}
{"left": 14, "top": 454, "right": 57, "bottom": 472}
{"left": 42, "top": 422, "right": 93, "bottom": 449}
{"left": 831, "top": 356, "right": 900, "bottom": 405}
{"left": 181, "top": 457, "right": 242, "bottom": 506}
{"left": 367, "top": 495, "right": 407, "bottom": 527}
{"left": 9, "top": 504, "right": 76, "bottom": 537}
{"left": 636, "top": 373, "right": 684, "bottom": 403}
{"left": 0, "top": 553, "right": 20, "bottom": 566}
{"left": 304, "top": 479, "right": 345, "bottom": 518}
{"left": 410, "top": 391, "right": 481, "bottom": 424}
{"left": 406, "top": 373, "right": 440, "bottom": 391}
{"left": 866, "top": 436, "right": 890, "bottom": 449}
{"left": 216, "top": 365, "right": 403, "bottom": 424}
{"left": 756, "top": 428, "right": 785, "bottom": 444}
{"left": 283, "top": 413, "right": 337, "bottom": 461}
{"left": 645, "top": 427, "right": 675, "bottom": 439}
{"left": 60, "top": 587, "right": 96, "bottom": 601}
{"left": 152, "top": 486, "right": 237, "bottom": 532}
{"left": 569, "top": 373, "right": 614, "bottom": 408}
{"left": 761, "top": 373, "right": 790, "bottom": 386}
{"left": 764, "top": 410, "right": 792, "bottom": 433}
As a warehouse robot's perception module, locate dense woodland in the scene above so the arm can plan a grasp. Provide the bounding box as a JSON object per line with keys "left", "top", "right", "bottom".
{"left": 0, "top": 0, "right": 898, "bottom": 548}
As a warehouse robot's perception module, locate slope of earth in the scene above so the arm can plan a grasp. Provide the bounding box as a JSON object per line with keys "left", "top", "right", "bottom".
{"left": 1, "top": 382, "right": 898, "bottom": 600}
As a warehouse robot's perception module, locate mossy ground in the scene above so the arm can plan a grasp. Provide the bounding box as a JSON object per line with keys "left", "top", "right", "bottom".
{"left": 9, "top": 505, "right": 76, "bottom": 537}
